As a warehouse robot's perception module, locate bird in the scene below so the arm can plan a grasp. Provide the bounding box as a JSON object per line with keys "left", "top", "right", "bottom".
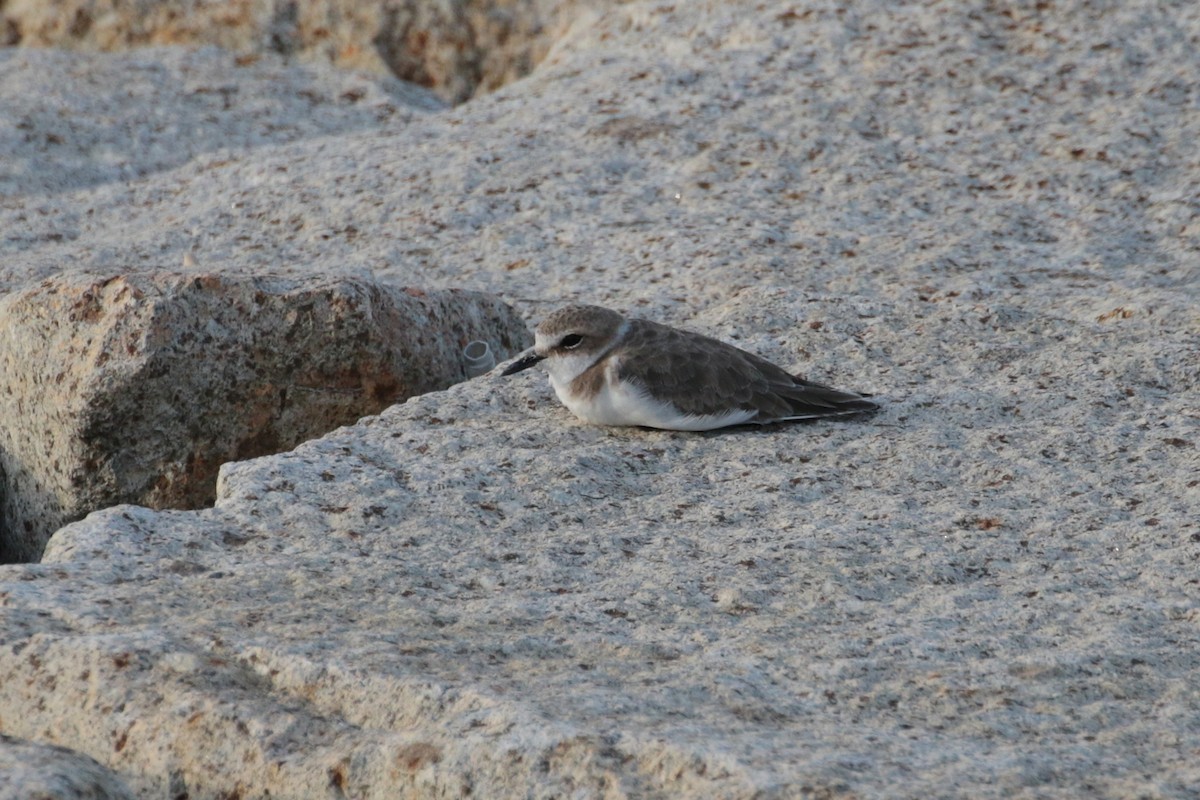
{"left": 501, "top": 304, "right": 878, "bottom": 431}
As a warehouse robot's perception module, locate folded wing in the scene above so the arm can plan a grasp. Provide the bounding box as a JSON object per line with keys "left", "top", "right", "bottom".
{"left": 616, "top": 320, "right": 878, "bottom": 424}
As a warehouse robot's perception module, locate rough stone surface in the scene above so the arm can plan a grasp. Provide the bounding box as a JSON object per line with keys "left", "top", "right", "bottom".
{"left": 0, "top": 45, "right": 443, "bottom": 198}
{"left": 0, "top": 734, "right": 132, "bottom": 800}
{"left": 0, "top": 273, "right": 530, "bottom": 562}
{"left": 1, "top": 0, "right": 1199, "bottom": 797}
{"left": 0, "top": 0, "right": 583, "bottom": 104}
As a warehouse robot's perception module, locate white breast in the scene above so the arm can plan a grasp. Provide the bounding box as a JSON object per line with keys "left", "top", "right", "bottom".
{"left": 548, "top": 356, "right": 755, "bottom": 431}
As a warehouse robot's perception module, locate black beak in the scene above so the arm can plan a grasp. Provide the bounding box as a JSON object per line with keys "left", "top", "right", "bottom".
{"left": 501, "top": 350, "right": 545, "bottom": 376}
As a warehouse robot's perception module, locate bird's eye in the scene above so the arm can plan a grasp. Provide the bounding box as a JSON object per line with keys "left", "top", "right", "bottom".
{"left": 560, "top": 333, "right": 584, "bottom": 349}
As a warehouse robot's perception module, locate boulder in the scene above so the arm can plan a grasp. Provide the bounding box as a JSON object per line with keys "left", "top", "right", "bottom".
{"left": 0, "top": 0, "right": 585, "bottom": 104}
{"left": 0, "top": 734, "right": 132, "bottom": 800}
{"left": 0, "top": 44, "right": 443, "bottom": 198}
{"left": 0, "top": 273, "right": 530, "bottom": 561}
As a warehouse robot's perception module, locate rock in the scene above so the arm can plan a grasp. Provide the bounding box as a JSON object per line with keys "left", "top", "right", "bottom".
{"left": 0, "top": 734, "right": 132, "bottom": 800}
{"left": 0, "top": 45, "right": 443, "bottom": 198}
{"left": 0, "top": 273, "right": 530, "bottom": 561}
{"left": 0, "top": 0, "right": 1199, "bottom": 797}
{"left": 0, "top": 0, "right": 584, "bottom": 104}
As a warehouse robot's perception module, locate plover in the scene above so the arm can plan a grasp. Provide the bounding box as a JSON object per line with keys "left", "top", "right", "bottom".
{"left": 501, "top": 304, "right": 878, "bottom": 431}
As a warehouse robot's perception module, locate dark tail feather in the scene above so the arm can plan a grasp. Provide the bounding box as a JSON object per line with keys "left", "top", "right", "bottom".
{"left": 777, "top": 377, "right": 880, "bottom": 419}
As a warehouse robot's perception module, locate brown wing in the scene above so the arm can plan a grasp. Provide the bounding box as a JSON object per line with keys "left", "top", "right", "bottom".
{"left": 615, "top": 319, "right": 878, "bottom": 423}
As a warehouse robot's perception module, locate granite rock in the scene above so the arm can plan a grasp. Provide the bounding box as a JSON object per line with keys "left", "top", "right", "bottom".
{"left": 1, "top": 0, "right": 584, "bottom": 104}
{"left": 0, "top": 44, "right": 443, "bottom": 198}
{"left": 0, "top": 273, "right": 530, "bottom": 561}
{"left": 0, "top": 0, "right": 1198, "bottom": 797}
{"left": 0, "top": 734, "right": 132, "bottom": 800}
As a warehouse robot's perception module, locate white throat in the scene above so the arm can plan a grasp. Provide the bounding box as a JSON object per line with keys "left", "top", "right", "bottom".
{"left": 537, "top": 319, "right": 629, "bottom": 386}
{"left": 544, "top": 350, "right": 604, "bottom": 387}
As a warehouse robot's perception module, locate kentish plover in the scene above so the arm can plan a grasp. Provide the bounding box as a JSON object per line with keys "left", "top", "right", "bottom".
{"left": 502, "top": 304, "right": 878, "bottom": 431}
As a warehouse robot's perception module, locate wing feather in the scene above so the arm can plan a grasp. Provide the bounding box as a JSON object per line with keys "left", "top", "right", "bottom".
{"left": 615, "top": 320, "right": 877, "bottom": 425}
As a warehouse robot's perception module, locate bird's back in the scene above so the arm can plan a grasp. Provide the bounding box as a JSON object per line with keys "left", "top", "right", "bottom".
{"left": 615, "top": 318, "right": 877, "bottom": 424}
